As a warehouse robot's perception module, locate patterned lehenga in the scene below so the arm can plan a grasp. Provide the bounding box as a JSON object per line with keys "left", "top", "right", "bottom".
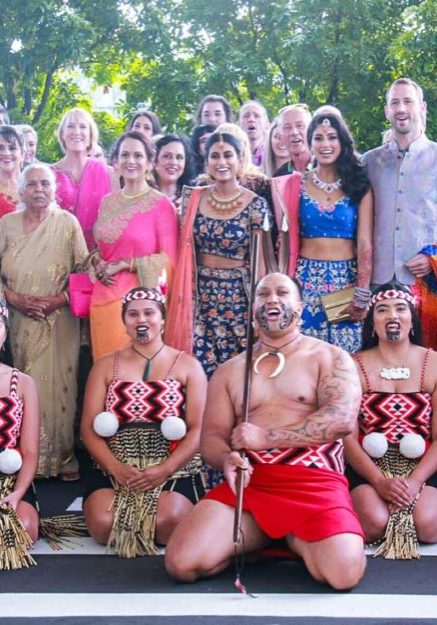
{"left": 190, "top": 190, "right": 270, "bottom": 378}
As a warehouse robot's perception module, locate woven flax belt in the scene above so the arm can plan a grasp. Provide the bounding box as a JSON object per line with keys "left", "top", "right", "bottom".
{"left": 0, "top": 472, "right": 36, "bottom": 570}
{"left": 373, "top": 445, "right": 421, "bottom": 560}
{"left": 106, "top": 422, "right": 201, "bottom": 558}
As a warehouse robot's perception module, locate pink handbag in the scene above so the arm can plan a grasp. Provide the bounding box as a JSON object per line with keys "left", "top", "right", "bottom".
{"left": 68, "top": 273, "right": 93, "bottom": 318}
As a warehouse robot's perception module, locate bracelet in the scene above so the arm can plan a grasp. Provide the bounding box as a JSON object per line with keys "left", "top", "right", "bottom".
{"left": 129, "top": 258, "right": 136, "bottom": 272}
{"left": 63, "top": 290, "right": 70, "bottom": 304}
{"left": 353, "top": 286, "right": 372, "bottom": 309}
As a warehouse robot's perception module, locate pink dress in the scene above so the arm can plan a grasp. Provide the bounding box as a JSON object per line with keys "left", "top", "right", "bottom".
{"left": 0, "top": 191, "right": 17, "bottom": 219}
{"left": 90, "top": 189, "right": 179, "bottom": 359}
{"left": 53, "top": 158, "right": 111, "bottom": 250}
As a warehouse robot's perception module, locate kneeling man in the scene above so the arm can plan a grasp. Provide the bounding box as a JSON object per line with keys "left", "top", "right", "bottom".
{"left": 166, "top": 273, "right": 366, "bottom": 589}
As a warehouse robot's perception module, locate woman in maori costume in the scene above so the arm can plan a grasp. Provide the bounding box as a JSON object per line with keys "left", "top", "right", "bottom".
{"left": 81, "top": 287, "right": 207, "bottom": 557}
{"left": 344, "top": 281, "right": 437, "bottom": 558}
{"left": 0, "top": 301, "right": 40, "bottom": 569}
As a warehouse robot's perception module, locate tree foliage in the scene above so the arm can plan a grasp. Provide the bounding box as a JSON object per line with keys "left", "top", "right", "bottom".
{"left": 0, "top": 0, "right": 435, "bottom": 157}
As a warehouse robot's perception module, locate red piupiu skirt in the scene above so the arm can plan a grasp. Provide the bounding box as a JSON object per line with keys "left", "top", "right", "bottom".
{"left": 205, "top": 463, "right": 364, "bottom": 542}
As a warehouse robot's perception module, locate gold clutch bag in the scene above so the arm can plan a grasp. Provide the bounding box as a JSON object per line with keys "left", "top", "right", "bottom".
{"left": 320, "top": 287, "right": 355, "bottom": 324}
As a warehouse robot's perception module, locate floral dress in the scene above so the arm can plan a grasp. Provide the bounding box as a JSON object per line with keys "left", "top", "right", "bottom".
{"left": 193, "top": 195, "right": 270, "bottom": 379}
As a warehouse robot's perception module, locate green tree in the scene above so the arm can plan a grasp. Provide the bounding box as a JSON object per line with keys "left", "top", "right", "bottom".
{"left": 0, "top": 0, "right": 124, "bottom": 124}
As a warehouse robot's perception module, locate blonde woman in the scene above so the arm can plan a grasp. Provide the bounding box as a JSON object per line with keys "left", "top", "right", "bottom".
{"left": 52, "top": 107, "right": 118, "bottom": 250}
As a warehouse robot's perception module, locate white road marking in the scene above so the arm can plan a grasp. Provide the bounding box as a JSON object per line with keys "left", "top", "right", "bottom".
{"left": 2, "top": 593, "right": 437, "bottom": 618}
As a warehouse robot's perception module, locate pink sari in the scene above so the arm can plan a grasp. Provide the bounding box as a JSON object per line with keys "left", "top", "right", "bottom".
{"left": 165, "top": 188, "right": 202, "bottom": 354}
{"left": 271, "top": 172, "right": 301, "bottom": 276}
{"left": 53, "top": 158, "right": 111, "bottom": 250}
{"left": 91, "top": 189, "right": 179, "bottom": 359}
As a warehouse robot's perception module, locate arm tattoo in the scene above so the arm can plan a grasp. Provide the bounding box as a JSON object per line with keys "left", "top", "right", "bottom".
{"left": 267, "top": 351, "right": 361, "bottom": 447}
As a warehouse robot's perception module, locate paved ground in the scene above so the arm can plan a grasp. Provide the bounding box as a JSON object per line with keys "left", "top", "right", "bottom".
{"left": 1, "top": 474, "right": 437, "bottom": 624}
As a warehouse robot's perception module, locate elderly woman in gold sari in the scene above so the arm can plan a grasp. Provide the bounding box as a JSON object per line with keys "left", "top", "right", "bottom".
{"left": 0, "top": 164, "right": 88, "bottom": 479}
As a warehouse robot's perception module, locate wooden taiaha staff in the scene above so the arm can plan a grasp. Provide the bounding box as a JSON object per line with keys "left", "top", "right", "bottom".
{"left": 233, "top": 230, "right": 261, "bottom": 546}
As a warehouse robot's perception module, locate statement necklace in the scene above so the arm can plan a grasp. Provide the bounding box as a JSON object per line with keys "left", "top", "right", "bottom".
{"left": 121, "top": 187, "right": 150, "bottom": 201}
{"left": 131, "top": 344, "right": 165, "bottom": 381}
{"left": 207, "top": 187, "right": 244, "bottom": 214}
{"left": 311, "top": 170, "right": 342, "bottom": 195}
{"left": 253, "top": 335, "right": 300, "bottom": 378}
{"left": 380, "top": 367, "right": 410, "bottom": 380}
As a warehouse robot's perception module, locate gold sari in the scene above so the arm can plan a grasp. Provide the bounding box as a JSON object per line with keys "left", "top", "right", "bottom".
{"left": 0, "top": 207, "right": 88, "bottom": 476}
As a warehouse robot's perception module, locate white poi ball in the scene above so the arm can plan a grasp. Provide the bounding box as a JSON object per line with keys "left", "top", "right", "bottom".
{"left": 93, "top": 412, "right": 119, "bottom": 437}
{"left": 161, "top": 416, "right": 187, "bottom": 441}
{"left": 362, "top": 432, "right": 388, "bottom": 458}
{"left": 0, "top": 448, "right": 23, "bottom": 474}
{"left": 399, "top": 433, "right": 426, "bottom": 459}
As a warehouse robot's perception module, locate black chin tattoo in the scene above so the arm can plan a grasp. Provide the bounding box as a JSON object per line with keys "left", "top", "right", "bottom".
{"left": 136, "top": 328, "right": 149, "bottom": 343}
{"left": 386, "top": 329, "right": 401, "bottom": 342}
{"left": 255, "top": 303, "right": 298, "bottom": 331}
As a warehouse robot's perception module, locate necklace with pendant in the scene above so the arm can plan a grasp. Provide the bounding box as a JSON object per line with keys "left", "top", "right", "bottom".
{"left": 253, "top": 335, "right": 300, "bottom": 378}
{"left": 207, "top": 186, "right": 244, "bottom": 214}
{"left": 311, "top": 170, "right": 342, "bottom": 195}
{"left": 380, "top": 366, "right": 410, "bottom": 380}
{"left": 132, "top": 344, "right": 165, "bottom": 381}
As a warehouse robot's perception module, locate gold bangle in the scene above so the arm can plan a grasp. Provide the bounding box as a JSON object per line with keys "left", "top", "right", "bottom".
{"left": 129, "top": 258, "right": 136, "bottom": 272}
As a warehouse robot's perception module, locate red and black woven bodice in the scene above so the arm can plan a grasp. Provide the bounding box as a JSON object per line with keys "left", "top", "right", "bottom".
{"left": 0, "top": 369, "right": 23, "bottom": 449}
{"left": 360, "top": 391, "right": 432, "bottom": 444}
{"left": 105, "top": 378, "right": 186, "bottom": 426}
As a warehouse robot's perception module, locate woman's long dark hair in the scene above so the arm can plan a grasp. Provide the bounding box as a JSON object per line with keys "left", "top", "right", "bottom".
{"left": 362, "top": 280, "right": 423, "bottom": 349}
{"left": 191, "top": 124, "right": 216, "bottom": 176}
{"left": 154, "top": 134, "right": 194, "bottom": 190}
{"left": 128, "top": 109, "right": 162, "bottom": 136}
{"left": 307, "top": 113, "right": 369, "bottom": 206}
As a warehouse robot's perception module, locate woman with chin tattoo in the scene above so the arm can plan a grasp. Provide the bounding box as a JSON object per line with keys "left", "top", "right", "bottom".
{"left": 344, "top": 281, "right": 437, "bottom": 558}
{"left": 81, "top": 287, "right": 207, "bottom": 557}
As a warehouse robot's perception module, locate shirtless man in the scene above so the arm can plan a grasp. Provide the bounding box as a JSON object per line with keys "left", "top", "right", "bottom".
{"left": 166, "top": 273, "right": 365, "bottom": 589}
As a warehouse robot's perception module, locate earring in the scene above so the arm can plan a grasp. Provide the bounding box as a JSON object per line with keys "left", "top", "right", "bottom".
{"left": 410, "top": 326, "right": 415, "bottom": 337}
{"left": 371, "top": 328, "right": 375, "bottom": 337}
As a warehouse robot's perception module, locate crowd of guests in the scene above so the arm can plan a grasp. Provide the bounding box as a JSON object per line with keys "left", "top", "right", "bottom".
{"left": 0, "top": 77, "right": 436, "bottom": 587}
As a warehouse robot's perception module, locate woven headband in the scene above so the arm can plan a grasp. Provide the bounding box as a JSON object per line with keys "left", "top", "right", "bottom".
{"left": 0, "top": 300, "right": 8, "bottom": 320}
{"left": 370, "top": 289, "right": 416, "bottom": 308}
{"left": 122, "top": 288, "right": 165, "bottom": 306}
